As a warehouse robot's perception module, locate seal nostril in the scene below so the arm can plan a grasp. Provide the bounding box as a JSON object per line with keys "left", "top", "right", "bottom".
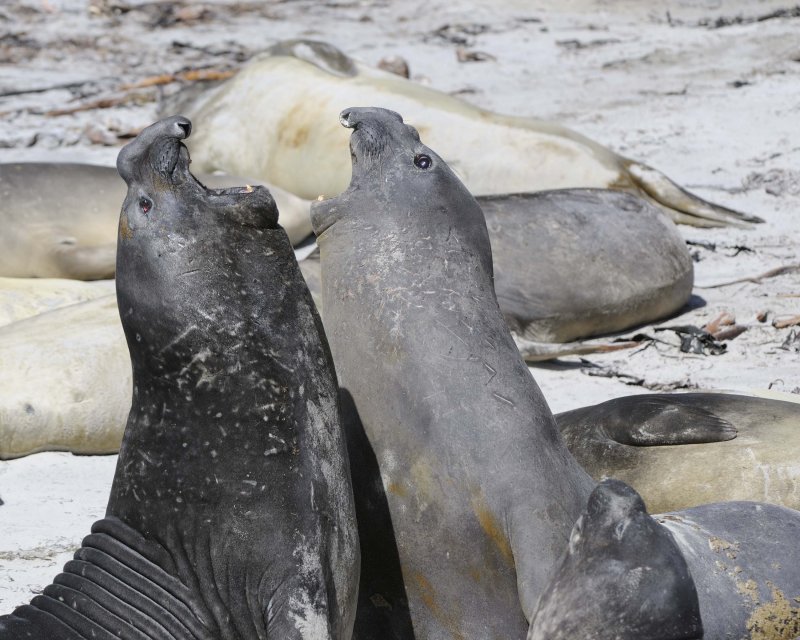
{"left": 176, "top": 120, "right": 192, "bottom": 139}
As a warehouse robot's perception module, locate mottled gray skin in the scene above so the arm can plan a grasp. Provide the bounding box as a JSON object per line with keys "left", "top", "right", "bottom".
{"left": 658, "top": 503, "right": 800, "bottom": 639}
{"left": 312, "top": 107, "right": 800, "bottom": 639}
{"left": 312, "top": 107, "right": 595, "bottom": 639}
{"left": 482, "top": 190, "right": 693, "bottom": 343}
{"left": 556, "top": 393, "right": 800, "bottom": 512}
{"left": 528, "top": 480, "right": 703, "bottom": 640}
{"left": 0, "top": 117, "right": 359, "bottom": 639}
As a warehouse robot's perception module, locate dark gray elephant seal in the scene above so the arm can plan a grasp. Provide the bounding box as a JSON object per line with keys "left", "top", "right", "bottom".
{"left": 0, "top": 117, "right": 359, "bottom": 639}
{"left": 312, "top": 107, "right": 800, "bottom": 639}
{"left": 556, "top": 392, "right": 800, "bottom": 512}
{"left": 312, "top": 106, "right": 595, "bottom": 639}
{"left": 528, "top": 479, "right": 703, "bottom": 640}
{"left": 0, "top": 162, "right": 312, "bottom": 280}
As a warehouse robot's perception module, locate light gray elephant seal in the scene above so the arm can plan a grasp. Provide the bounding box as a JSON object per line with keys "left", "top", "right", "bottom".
{"left": 0, "top": 117, "right": 359, "bottom": 639}
{"left": 312, "top": 106, "right": 595, "bottom": 639}
{"left": 178, "top": 39, "right": 758, "bottom": 228}
{"left": 0, "top": 162, "right": 312, "bottom": 280}
{"left": 312, "top": 107, "right": 800, "bottom": 639}
{"left": 480, "top": 190, "right": 693, "bottom": 343}
{"left": 556, "top": 392, "right": 800, "bottom": 512}
{"left": 0, "top": 163, "right": 120, "bottom": 280}
{"left": 528, "top": 480, "right": 703, "bottom": 640}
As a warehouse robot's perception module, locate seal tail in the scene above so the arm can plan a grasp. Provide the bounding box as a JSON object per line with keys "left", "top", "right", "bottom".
{"left": 625, "top": 160, "right": 763, "bottom": 228}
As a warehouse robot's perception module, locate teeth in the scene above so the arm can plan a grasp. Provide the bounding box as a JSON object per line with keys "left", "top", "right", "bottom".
{"left": 245, "top": 184, "right": 254, "bottom": 193}
{"left": 317, "top": 195, "right": 326, "bottom": 201}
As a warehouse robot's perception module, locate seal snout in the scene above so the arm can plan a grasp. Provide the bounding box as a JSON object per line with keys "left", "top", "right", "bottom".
{"left": 338, "top": 106, "right": 404, "bottom": 130}
{"left": 339, "top": 109, "right": 356, "bottom": 129}
{"left": 174, "top": 118, "right": 191, "bottom": 140}
{"left": 117, "top": 115, "right": 195, "bottom": 184}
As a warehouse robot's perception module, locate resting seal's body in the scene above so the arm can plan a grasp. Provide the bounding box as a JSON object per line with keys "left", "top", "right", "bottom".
{"left": 0, "top": 294, "right": 130, "bottom": 460}
{"left": 0, "top": 117, "right": 359, "bottom": 639}
{"left": 0, "top": 276, "right": 114, "bottom": 328}
{"left": 312, "top": 107, "right": 800, "bottom": 639}
{"left": 0, "top": 162, "right": 311, "bottom": 280}
{"left": 180, "top": 39, "right": 757, "bottom": 228}
{"left": 481, "top": 190, "right": 692, "bottom": 342}
{"left": 528, "top": 480, "right": 703, "bottom": 640}
{"left": 556, "top": 392, "right": 800, "bottom": 512}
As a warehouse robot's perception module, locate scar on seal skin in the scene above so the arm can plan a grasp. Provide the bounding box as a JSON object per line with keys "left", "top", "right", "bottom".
{"left": 0, "top": 116, "right": 359, "bottom": 640}
{"left": 312, "top": 106, "right": 800, "bottom": 640}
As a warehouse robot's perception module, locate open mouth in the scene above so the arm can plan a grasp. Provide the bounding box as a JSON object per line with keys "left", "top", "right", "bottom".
{"left": 207, "top": 183, "right": 280, "bottom": 230}
{"left": 166, "top": 142, "right": 191, "bottom": 180}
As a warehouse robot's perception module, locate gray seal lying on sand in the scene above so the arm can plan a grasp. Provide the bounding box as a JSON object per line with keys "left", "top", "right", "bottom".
{"left": 177, "top": 39, "right": 759, "bottom": 228}
{"left": 0, "top": 117, "right": 359, "bottom": 639}
{"left": 476, "top": 189, "right": 693, "bottom": 343}
{"left": 556, "top": 392, "right": 800, "bottom": 512}
{"left": 311, "top": 106, "right": 800, "bottom": 639}
{"left": 0, "top": 162, "right": 312, "bottom": 280}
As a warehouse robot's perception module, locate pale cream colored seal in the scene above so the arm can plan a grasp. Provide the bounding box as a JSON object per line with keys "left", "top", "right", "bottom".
{"left": 179, "top": 39, "right": 759, "bottom": 228}
{"left": 0, "top": 295, "right": 131, "bottom": 459}
{"left": 0, "top": 277, "right": 115, "bottom": 328}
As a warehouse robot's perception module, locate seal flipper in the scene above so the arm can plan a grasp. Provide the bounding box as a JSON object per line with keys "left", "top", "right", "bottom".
{"left": 558, "top": 394, "right": 738, "bottom": 447}
{"left": 528, "top": 479, "right": 703, "bottom": 640}
{"left": 263, "top": 39, "right": 358, "bottom": 78}
{"left": 0, "top": 516, "right": 216, "bottom": 640}
{"left": 512, "top": 333, "right": 637, "bottom": 362}
{"left": 627, "top": 161, "right": 762, "bottom": 228}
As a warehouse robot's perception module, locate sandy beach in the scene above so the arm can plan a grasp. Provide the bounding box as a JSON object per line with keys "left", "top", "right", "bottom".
{"left": 0, "top": 0, "right": 798, "bottom": 610}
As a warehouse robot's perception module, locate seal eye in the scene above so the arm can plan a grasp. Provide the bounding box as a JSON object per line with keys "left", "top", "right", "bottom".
{"left": 139, "top": 197, "right": 152, "bottom": 214}
{"left": 414, "top": 154, "right": 432, "bottom": 170}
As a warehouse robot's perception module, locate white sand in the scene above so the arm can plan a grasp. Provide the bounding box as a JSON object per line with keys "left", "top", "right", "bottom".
{"left": 0, "top": 0, "right": 798, "bottom": 610}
